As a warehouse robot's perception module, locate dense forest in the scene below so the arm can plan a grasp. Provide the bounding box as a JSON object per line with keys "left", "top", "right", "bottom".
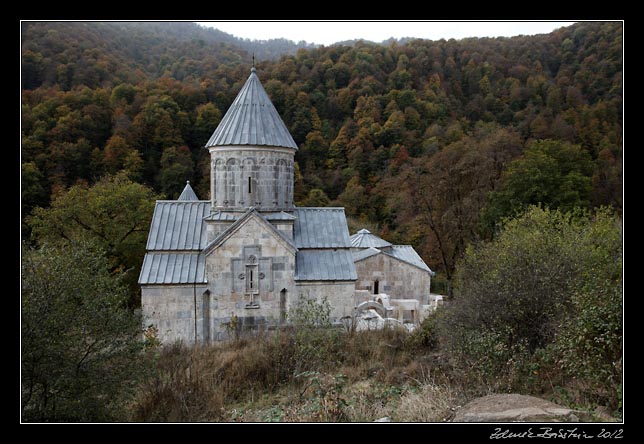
{"left": 21, "top": 21, "right": 622, "bottom": 290}
{"left": 21, "top": 21, "right": 623, "bottom": 423}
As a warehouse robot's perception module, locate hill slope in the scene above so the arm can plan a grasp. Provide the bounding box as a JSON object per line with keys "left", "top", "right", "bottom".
{"left": 21, "top": 21, "right": 622, "bottom": 274}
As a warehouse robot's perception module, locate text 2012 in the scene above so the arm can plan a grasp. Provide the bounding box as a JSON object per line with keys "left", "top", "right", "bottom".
{"left": 490, "top": 427, "right": 623, "bottom": 439}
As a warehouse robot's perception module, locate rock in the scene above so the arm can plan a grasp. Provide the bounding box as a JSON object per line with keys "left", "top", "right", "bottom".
{"left": 452, "top": 394, "right": 579, "bottom": 422}
{"left": 374, "top": 416, "right": 392, "bottom": 422}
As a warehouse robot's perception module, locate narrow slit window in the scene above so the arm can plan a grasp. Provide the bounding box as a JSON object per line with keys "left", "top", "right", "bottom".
{"left": 245, "top": 261, "right": 259, "bottom": 295}
{"left": 248, "top": 176, "right": 252, "bottom": 193}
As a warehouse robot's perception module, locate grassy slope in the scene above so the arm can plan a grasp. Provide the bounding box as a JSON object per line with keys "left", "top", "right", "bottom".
{"left": 129, "top": 327, "right": 618, "bottom": 423}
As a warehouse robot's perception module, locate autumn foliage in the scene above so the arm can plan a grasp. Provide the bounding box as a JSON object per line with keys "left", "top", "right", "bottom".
{"left": 22, "top": 24, "right": 622, "bottom": 259}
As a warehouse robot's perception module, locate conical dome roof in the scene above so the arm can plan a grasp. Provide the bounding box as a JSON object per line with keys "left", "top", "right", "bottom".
{"left": 178, "top": 181, "right": 199, "bottom": 201}
{"left": 350, "top": 229, "right": 393, "bottom": 249}
{"left": 205, "top": 67, "right": 298, "bottom": 149}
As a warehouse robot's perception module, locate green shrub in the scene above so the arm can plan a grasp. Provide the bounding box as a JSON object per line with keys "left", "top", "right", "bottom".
{"left": 21, "top": 241, "right": 145, "bottom": 422}
{"left": 288, "top": 296, "right": 342, "bottom": 375}
{"left": 442, "top": 206, "right": 622, "bottom": 407}
{"left": 405, "top": 311, "right": 440, "bottom": 351}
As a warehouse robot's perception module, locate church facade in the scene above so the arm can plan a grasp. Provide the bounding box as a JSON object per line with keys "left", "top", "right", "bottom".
{"left": 139, "top": 68, "right": 433, "bottom": 344}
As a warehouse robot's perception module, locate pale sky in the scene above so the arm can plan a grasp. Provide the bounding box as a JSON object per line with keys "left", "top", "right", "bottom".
{"left": 196, "top": 21, "right": 576, "bottom": 46}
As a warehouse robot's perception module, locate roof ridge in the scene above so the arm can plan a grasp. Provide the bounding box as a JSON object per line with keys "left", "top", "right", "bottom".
{"left": 383, "top": 246, "right": 433, "bottom": 274}
{"left": 295, "top": 207, "right": 347, "bottom": 210}
{"left": 155, "top": 200, "right": 210, "bottom": 203}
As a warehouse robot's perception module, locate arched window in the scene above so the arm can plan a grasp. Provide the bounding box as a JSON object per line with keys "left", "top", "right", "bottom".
{"left": 225, "top": 158, "right": 237, "bottom": 207}
{"left": 280, "top": 289, "right": 287, "bottom": 324}
{"left": 245, "top": 255, "right": 259, "bottom": 294}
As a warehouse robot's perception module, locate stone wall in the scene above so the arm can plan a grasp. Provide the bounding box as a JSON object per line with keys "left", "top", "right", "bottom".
{"left": 294, "top": 281, "right": 356, "bottom": 323}
{"left": 204, "top": 214, "right": 297, "bottom": 341}
{"left": 206, "top": 221, "right": 234, "bottom": 244}
{"left": 209, "top": 146, "right": 295, "bottom": 212}
{"left": 354, "top": 253, "right": 431, "bottom": 305}
{"left": 141, "top": 284, "right": 208, "bottom": 344}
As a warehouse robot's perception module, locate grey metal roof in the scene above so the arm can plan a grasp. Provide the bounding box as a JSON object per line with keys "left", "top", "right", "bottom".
{"left": 203, "top": 211, "right": 238, "bottom": 222}
{"left": 293, "top": 208, "right": 352, "bottom": 249}
{"left": 178, "top": 181, "right": 199, "bottom": 201}
{"left": 139, "top": 252, "right": 206, "bottom": 284}
{"left": 205, "top": 68, "right": 298, "bottom": 149}
{"left": 351, "top": 247, "right": 381, "bottom": 262}
{"left": 389, "top": 245, "right": 433, "bottom": 274}
{"left": 351, "top": 244, "right": 433, "bottom": 274}
{"left": 350, "top": 228, "right": 392, "bottom": 248}
{"left": 295, "top": 250, "right": 357, "bottom": 281}
{"left": 263, "top": 211, "right": 297, "bottom": 221}
{"left": 146, "top": 201, "right": 211, "bottom": 251}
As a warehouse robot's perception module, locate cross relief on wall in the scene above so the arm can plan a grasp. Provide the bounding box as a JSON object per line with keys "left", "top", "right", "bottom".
{"left": 231, "top": 246, "right": 272, "bottom": 309}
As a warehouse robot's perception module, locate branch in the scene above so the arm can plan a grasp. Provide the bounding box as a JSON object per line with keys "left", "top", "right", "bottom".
{"left": 71, "top": 216, "right": 109, "bottom": 243}
{"left": 116, "top": 224, "right": 145, "bottom": 244}
{"left": 75, "top": 338, "right": 99, "bottom": 376}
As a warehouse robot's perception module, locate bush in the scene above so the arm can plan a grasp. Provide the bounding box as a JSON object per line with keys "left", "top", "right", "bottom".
{"left": 546, "top": 209, "right": 622, "bottom": 411}
{"left": 405, "top": 311, "right": 440, "bottom": 351}
{"left": 21, "top": 241, "right": 145, "bottom": 422}
{"left": 288, "top": 296, "right": 342, "bottom": 375}
{"left": 442, "top": 206, "right": 622, "bottom": 408}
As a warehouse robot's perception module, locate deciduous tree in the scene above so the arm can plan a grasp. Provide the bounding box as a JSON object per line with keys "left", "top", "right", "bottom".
{"left": 481, "top": 139, "right": 594, "bottom": 233}
{"left": 28, "top": 174, "right": 158, "bottom": 306}
{"left": 21, "top": 241, "right": 145, "bottom": 421}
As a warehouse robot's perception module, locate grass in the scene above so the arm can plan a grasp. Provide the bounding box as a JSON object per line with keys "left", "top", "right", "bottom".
{"left": 129, "top": 326, "right": 466, "bottom": 422}
{"left": 128, "top": 324, "right": 620, "bottom": 422}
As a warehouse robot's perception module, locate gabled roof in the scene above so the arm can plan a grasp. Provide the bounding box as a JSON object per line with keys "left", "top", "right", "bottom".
{"left": 205, "top": 67, "right": 298, "bottom": 150}
{"left": 350, "top": 228, "right": 392, "bottom": 249}
{"left": 141, "top": 201, "right": 359, "bottom": 284}
{"left": 177, "top": 181, "right": 199, "bottom": 201}
{"left": 351, "top": 247, "right": 381, "bottom": 262}
{"left": 293, "top": 207, "right": 352, "bottom": 248}
{"left": 146, "top": 201, "right": 211, "bottom": 251}
{"left": 351, "top": 243, "right": 434, "bottom": 274}
{"left": 389, "top": 245, "right": 434, "bottom": 274}
{"left": 203, "top": 208, "right": 297, "bottom": 255}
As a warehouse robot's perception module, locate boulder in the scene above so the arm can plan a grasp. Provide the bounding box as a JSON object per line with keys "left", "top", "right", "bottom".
{"left": 452, "top": 394, "right": 579, "bottom": 422}
{"left": 374, "top": 416, "right": 392, "bottom": 422}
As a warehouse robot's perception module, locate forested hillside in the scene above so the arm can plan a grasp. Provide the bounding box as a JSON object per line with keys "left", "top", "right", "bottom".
{"left": 21, "top": 22, "right": 623, "bottom": 422}
{"left": 21, "top": 21, "right": 622, "bottom": 284}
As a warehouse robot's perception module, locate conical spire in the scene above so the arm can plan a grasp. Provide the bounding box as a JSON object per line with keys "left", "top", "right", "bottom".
{"left": 178, "top": 180, "right": 199, "bottom": 201}
{"left": 205, "top": 68, "right": 298, "bottom": 149}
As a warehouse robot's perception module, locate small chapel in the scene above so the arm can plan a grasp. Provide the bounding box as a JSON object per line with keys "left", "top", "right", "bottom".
{"left": 139, "top": 67, "right": 434, "bottom": 343}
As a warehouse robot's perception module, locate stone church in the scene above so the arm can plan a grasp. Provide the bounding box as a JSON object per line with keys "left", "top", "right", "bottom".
{"left": 139, "top": 67, "right": 434, "bottom": 343}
